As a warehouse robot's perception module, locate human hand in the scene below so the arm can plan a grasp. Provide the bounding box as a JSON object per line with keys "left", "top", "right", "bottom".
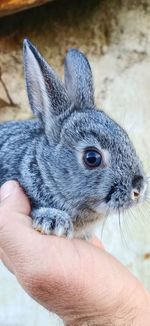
{"left": 0, "top": 181, "right": 150, "bottom": 326}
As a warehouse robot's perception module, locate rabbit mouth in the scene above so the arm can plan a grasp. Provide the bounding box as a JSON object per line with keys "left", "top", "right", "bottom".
{"left": 93, "top": 190, "right": 144, "bottom": 216}
{"left": 105, "top": 185, "right": 116, "bottom": 203}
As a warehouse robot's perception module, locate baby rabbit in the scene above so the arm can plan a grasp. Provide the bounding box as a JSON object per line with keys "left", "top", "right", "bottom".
{"left": 0, "top": 39, "right": 147, "bottom": 239}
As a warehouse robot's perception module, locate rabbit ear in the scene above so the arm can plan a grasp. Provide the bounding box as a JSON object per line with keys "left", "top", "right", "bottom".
{"left": 23, "top": 39, "right": 71, "bottom": 124}
{"left": 64, "top": 49, "right": 94, "bottom": 109}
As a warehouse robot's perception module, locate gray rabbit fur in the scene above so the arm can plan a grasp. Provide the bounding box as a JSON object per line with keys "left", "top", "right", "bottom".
{"left": 0, "top": 39, "right": 147, "bottom": 238}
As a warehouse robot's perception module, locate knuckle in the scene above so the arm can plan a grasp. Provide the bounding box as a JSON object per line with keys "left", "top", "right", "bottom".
{"left": 19, "top": 266, "right": 48, "bottom": 296}
{"left": 21, "top": 264, "right": 60, "bottom": 299}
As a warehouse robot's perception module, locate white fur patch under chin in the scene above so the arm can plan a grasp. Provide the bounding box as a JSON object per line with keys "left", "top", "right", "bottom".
{"left": 74, "top": 219, "right": 100, "bottom": 239}
{"left": 94, "top": 202, "right": 110, "bottom": 215}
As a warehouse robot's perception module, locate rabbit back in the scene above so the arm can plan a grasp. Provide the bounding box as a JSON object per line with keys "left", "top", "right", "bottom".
{"left": 0, "top": 120, "right": 42, "bottom": 199}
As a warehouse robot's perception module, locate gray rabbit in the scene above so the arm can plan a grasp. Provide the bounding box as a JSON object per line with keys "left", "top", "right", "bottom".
{"left": 0, "top": 39, "right": 147, "bottom": 238}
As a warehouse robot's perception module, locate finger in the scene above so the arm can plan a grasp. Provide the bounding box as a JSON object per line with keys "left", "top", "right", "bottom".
{"left": 90, "top": 236, "right": 105, "bottom": 249}
{"left": 0, "top": 180, "right": 31, "bottom": 214}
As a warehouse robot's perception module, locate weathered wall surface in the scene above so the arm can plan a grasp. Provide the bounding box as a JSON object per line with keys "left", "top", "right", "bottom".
{"left": 0, "top": 0, "right": 150, "bottom": 325}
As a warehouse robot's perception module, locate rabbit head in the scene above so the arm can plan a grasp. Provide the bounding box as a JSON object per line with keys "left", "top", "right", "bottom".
{"left": 23, "top": 39, "right": 147, "bottom": 219}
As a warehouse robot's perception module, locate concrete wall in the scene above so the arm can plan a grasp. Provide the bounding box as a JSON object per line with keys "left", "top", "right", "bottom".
{"left": 0, "top": 0, "right": 150, "bottom": 325}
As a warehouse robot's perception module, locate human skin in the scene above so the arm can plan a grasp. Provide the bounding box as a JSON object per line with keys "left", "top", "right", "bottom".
{"left": 0, "top": 181, "right": 150, "bottom": 326}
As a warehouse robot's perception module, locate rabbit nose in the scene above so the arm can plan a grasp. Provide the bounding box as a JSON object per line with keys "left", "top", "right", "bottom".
{"left": 131, "top": 189, "right": 140, "bottom": 200}
{"left": 131, "top": 175, "right": 146, "bottom": 200}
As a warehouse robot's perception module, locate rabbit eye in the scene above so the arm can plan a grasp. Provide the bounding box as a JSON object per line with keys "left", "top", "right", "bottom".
{"left": 83, "top": 148, "right": 102, "bottom": 169}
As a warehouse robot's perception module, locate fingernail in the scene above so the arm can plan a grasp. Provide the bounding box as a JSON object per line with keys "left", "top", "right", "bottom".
{"left": 0, "top": 181, "right": 19, "bottom": 201}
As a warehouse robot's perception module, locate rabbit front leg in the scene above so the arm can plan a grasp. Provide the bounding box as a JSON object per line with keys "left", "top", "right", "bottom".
{"left": 32, "top": 208, "right": 73, "bottom": 238}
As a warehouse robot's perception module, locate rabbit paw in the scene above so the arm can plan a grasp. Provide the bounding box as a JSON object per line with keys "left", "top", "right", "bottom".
{"left": 32, "top": 207, "right": 73, "bottom": 238}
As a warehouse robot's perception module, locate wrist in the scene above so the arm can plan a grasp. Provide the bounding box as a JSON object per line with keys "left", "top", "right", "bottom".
{"left": 66, "top": 285, "right": 150, "bottom": 326}
{"left": 133, "top": 288, "right": 150, "bottom": 326}
{"left": 114, "top": 285, "right": 150, "bottom": 326}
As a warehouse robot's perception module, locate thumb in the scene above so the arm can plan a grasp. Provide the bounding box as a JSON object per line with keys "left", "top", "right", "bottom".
{"left": 0, "top": 180, "right": 31, "bottom": 215}
{"left": 0, "top": 181, "right": 31, "bottom": 272}
{"left": 0, "top": 181, "right": 32, "bottom": 267}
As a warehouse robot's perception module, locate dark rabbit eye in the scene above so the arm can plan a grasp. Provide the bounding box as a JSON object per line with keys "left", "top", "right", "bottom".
{"left": 83, "top": 148, "right": 102, "bottom": 168}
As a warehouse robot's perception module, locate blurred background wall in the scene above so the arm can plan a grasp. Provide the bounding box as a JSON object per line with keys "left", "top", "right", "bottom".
{"left": 0, "top": 0, "right": 150, "bottom": 325}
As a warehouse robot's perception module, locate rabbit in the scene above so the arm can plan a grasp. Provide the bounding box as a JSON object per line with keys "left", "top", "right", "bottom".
{"left": 0, "top": 38, "right": 147, "bottom": 239}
